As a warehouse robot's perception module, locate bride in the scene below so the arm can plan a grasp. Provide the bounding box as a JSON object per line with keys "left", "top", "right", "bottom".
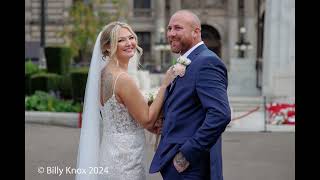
{"left": 75, "top": 21, "right": 175, "bottom": 180}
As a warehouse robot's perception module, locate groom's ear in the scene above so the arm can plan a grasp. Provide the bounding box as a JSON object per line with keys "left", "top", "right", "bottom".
{"left": 193, "top": 27, "right": 200, "bottom": 39}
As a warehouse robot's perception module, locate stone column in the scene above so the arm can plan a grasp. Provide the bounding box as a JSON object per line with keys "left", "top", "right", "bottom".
{"left": 155, "top": 0, "right": 166, "bottom": 70}
{"left": 170, "top": 0, "right": 181, "bottom": 16}
{"left": 227, "top": 0, "right": 260, "bottom": 97}
{"left": 227, "top": 0, "right": 239, "bottom": 60}
{"left": 245, "top": 0, "right": 257, "bottom": 59}
{"left": 262, "top": 0, "right": 295, "bottom": 98}
{"left": 25, "top": 0, "right": 31, "bottom": 42}
{"left": 64, "top": 0, "right": 72, "bottom": 19}
{"left": 128, "top": 52, "right": 141, "bottom": 88}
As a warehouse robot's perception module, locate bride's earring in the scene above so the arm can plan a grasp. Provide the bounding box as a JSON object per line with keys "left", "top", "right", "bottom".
{"left": 116, "top": 59, "right": 119, "bottom": 67}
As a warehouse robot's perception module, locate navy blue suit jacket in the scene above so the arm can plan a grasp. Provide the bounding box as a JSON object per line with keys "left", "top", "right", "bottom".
{"left": 149, "top": 44, "right": 231, "bottom": 180}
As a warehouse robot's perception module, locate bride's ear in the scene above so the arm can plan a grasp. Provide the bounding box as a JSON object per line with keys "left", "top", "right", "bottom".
{"left": 103, "top": 44, "right": 111, "bottom": 56}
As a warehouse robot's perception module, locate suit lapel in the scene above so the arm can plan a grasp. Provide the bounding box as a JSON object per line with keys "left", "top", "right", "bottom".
{"left": 164, "top": 85, "right": 170, "bottom": 102}
{"left": 186, "top": 44, "right": 207, "bottom": 60}
{"left": 164, "top": 77, "right": 176, "bottom": 103}
{"left": 164, "top": 44, "right": 208, "bottom": 102}
{"left": 169, "top": 77, "right": 178, "bottom": 92}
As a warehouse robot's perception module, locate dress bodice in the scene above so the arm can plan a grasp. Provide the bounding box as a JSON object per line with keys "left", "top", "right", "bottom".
{"left": 98, "top": 72, "right": 146, "bottom": 180}
{"left": 100, "top": 94, "right": 143, "bottom": 134}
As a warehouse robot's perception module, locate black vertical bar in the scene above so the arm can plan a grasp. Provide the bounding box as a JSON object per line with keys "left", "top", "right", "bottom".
{"left": 256, "top": 0, "right": 260, "bottom": 88}
{"left": 240, "top": 34, "right": 244, "bottom": 58}
{"left": 40, "top": 0, "right": 45, "bottom": 47}
{"left": 238, "top": 0, "right": 245, "bottom": 58}
{"left": 263, "top": 95, "right": 270, "bottom": 132}
{"left": 264, "top": 96, "right": 266, "bottom": 131}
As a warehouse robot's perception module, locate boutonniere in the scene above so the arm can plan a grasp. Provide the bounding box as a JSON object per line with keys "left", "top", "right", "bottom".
{"left": 172, "top": 56, "right": 191, "bottom": 77}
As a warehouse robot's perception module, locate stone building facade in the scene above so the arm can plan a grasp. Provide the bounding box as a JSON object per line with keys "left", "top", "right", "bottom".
{"left": 25, "top": 0, "right": 295, "bottom": 99}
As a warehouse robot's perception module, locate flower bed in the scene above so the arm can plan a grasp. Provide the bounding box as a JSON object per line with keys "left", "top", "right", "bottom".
{"left": 266, "top": 103, "right": 295, "bottom": 125}
{"left": 25, "top": 91, "right": 82, "bottom": 113}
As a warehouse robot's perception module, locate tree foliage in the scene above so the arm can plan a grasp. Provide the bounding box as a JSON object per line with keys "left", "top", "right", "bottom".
{"left": 61, "top": 1, "right": 101, "bottom": 63}
{"left": 61, "top": 0, "right": 126, "bottom": 63}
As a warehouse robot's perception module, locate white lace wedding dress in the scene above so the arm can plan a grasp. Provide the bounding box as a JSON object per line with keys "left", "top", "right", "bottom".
{"left": 98, "top": 73, "right": 146, "bottom": 180}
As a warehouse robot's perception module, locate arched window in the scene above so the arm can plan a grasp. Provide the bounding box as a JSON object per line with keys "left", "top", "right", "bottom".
{"left": 201, "top": 25, "right": 222, "bottom": 57}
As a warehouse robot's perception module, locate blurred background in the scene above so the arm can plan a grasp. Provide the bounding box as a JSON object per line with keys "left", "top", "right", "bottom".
{"left": 25, "top": 0, "right": 295, "bottom": 180}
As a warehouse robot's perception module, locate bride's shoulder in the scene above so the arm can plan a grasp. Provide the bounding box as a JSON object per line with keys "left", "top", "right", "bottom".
{"left": 115, "top": 73, "right": 139, "bottom": 94}
{"left": 101, "top": 66, "right": 113, "bottom": 78}
{"left": 116, "top": 72, "right": 135, "bottom": 86}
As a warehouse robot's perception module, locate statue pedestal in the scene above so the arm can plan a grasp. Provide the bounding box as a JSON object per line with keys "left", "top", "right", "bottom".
{"left": 228, "top": 58, "right": 260, "bottom": 96}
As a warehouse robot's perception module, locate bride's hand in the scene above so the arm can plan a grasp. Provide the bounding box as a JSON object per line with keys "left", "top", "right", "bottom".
{"left": 154, "top": 117, "right": 163, "bottom": 134}
{"left": 161, "top": 66, "right": 176, "bottom": 88}
{"left": 147, "top": 118, "right": 162, "bottom": 134}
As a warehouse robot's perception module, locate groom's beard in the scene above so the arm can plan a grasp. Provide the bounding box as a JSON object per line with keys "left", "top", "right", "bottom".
{"left": 169, "top": 39, "right": 192, "bottom": 54}
{"left": 169, "top": 40, "right": 181, "bottom": 53}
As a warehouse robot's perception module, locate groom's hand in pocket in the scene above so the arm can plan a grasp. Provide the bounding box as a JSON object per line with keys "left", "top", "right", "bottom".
{"left": 173, "top": 152, "right": 190, "bottom": 173}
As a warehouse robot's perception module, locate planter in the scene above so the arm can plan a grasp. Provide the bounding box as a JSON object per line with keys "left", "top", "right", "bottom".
{"left": 25, "top": 111, "right": 80, "bottom": 128}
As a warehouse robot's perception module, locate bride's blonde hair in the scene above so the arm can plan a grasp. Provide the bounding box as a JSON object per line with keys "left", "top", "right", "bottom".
{"left": 100, "top": 21, "right": 143, "bottom": 62}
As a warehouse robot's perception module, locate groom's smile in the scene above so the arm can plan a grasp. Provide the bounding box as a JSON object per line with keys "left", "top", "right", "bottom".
{"left": 169, "top": 40, "right": 179, "bottom": 48}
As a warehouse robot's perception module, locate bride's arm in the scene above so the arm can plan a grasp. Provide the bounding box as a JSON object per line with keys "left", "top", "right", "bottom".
{"left": 116, "top": 70, "right": 174, "bottom": 129}
{"left": 147, "top": 110, "right": 163, "bottom": 134}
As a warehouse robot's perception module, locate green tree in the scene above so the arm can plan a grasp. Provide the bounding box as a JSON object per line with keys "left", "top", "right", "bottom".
{"left": 61, "top": 1, "right": 101, "bottom": 63}
{"left": 111, "top": 0, "right": 128, "bottom": 21}
{"left": 61, "top": 0, "right": 128, "bottom": 64}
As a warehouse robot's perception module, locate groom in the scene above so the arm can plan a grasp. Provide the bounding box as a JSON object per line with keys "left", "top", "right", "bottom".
{"left": 150, "top": 10, "right": 231, "bottom": 180}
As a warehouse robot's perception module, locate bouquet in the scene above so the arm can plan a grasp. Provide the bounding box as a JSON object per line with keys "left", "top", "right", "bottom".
{"left": 143, "top": 88, "right": 162, "bottom": 151}
{"left": 144, "top": 88, "right": 159, "bottom": 106}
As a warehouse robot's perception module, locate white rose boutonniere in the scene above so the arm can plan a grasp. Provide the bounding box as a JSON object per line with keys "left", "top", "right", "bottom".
{"left": 173, "top": 56, "right": 191, "bottom": 78}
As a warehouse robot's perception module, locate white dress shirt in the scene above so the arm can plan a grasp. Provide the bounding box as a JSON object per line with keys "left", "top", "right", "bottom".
{"left": 182, "top": 41, "right": 204, "bottom": 58}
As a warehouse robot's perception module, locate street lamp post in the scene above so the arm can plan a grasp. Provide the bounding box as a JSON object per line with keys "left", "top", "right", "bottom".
{"left": 39, "top": 0, "right": 47, "bottom": 69}
{"left": 234, "top": 0, "right": 252, "bottom": 58}
{"left": 234, "top": 27, "right": 252, "bottom": 58}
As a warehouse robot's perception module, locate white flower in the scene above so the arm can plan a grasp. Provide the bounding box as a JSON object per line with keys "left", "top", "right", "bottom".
{"left": 173, "top": 63, "right": 186, "bottom": 77}
{"left": 176, "top": 56, "right": 191, "bottom": 66}
{"left": 172, "top": 56, "right": 191, "bottom": 77}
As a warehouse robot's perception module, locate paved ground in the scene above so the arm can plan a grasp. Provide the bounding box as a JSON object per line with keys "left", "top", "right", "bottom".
{"left": 25, "top": 123, "right": 295, "bottom": 180}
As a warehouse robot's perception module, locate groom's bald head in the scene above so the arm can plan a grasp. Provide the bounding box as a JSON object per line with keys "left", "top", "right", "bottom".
{"left": 167, "top": 10, "right": 202, "bottom": 54}
{"left": 171, "top": 10, "right": 201, "bottom": 30}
